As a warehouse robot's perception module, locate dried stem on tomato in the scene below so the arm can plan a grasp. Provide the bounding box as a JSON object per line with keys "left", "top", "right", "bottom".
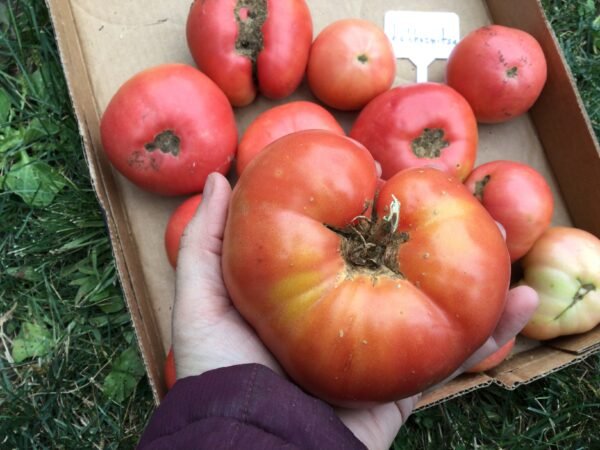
{"left": 327, "top": 195, "right": 408, "bottom": 277}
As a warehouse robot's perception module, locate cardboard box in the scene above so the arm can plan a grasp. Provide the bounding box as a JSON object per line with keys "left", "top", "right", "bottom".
{"left": 47, "top": 0, "right": 600, "bottom": 408}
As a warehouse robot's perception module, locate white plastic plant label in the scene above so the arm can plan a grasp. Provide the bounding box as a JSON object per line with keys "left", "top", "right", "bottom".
{"left": 384, "top": 11, "right": 460, "bottom": 82}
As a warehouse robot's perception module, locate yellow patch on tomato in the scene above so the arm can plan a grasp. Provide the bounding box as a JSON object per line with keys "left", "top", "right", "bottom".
{"left": 270, "top": 271, "right": 329, "bottom": 323}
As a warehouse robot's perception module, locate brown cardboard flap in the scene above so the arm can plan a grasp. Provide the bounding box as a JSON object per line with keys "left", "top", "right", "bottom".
{"left": 490, "top": 346, "right": 582, "bottom": 389}
{"left": 416, "top": 373, "right": 492, "bottom": 411}
{"left": 547, "top": 324, "right": 600, "bottom": 355}
{"left": 46, "top": 0, "right": 166, "bottom": 402}
{"left": 487, "top": 0, "right": 600, "bottom": 237}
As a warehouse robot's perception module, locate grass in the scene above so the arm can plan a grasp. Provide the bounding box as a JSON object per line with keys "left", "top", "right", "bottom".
{"left": 0, "top": 0, "right": 598, "bottom": 448}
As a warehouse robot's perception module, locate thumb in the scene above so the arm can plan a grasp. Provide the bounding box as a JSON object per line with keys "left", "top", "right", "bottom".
{"left": 175, "top": 172, "right": 232, "bottom": 301}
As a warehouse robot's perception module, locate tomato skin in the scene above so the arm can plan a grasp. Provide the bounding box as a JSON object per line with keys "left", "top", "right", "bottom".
{"left": 186, "top": 0, "right": 312, "bottom": 107}
{"left": 466, "top": 337, "right": 515, "bottom": 373}
{"left": 164, "top": 348, "right": 177, "bottom": 390}
{"left": 307, "top": 19, "right": 396, "bottom": 111}
{"left": 164, "top": 194, "right": 203, "bottom": 268}
{"left": 520, "top": 227, "right": 600, "bottom": 340}
{"left": 100, "top": 64, "right": 237, "bottom": 196}
{"left": 257, "top": 0, "right": 313, "bottom": 99}
{"left": 222, "top": 131, "right": 509, "bottom": 404}
{"left": 464, "top": 160, "right": 554, "bottom": 261}
{"left": 349, "top": 83, "right": 477, "bottom": 181}
{"left": 446, "top": 25, "right": 547, "bottom": 123}
{"left": 237, "top": 101, "right": 345, "bottom": 175}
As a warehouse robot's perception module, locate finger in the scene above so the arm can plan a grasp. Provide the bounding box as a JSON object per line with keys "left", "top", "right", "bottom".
{"left": 495, "top": 220, "right": 507, "bottom": 240}
{"left": 428, "top": 285, "right": 539, "bottom": 389}
{"left": 461, "top": 285, "right": 539, "bottom": 370}
{"left": 374, "top": 160, "right": 382, "bottom": 178}
{"left": 337, "top": 393, "right": 422, "bottom": 450}
{"left": 491, "top": 285, "right": 539, "bottom": 345}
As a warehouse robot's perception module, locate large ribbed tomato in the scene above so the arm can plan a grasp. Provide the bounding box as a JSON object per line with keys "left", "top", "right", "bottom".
{"left": 186, "top": 0, "right": 312, "bottom": 106}
{"left": 222, "top": 130, "right": 510, "bottom": 404}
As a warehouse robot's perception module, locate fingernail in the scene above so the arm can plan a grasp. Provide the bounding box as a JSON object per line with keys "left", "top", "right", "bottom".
{"left": 203, "top": 173, "right": 216, "bottom": 197}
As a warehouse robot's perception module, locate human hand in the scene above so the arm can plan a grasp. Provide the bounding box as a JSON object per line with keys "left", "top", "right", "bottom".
{"left": 172, "top": 173, "right": 281, "bottom": 379}
{"left": 172, "top": 172, "right": 539, "bottom": 450}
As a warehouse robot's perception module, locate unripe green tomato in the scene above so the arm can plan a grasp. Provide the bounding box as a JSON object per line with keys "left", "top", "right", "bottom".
{"left": 520, "top": 227, "right": 600, "bottom": 340}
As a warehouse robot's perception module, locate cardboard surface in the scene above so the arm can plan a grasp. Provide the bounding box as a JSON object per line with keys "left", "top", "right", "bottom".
{"left": 48, "top": 0, "right": 600, "bottom": 405}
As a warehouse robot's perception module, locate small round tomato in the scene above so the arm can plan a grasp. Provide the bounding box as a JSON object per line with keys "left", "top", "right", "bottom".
{"left": 307, "top": 19, "right": 396, "bottom": 111}
{"left": 187, "top": 0, "right": 313, "bottom": 106}
{"left": 464, "top": 160, "right": 554, "bottom": 261}
{"left": 164, "top": 194, "right": 203, "bottom": 268}
{"left": 520, "top": 227, "right": 600, "bottom": 340}
{"left": 223, "top": 130, "right": 509, "bottom": 404}
{"left": 100, "top": 64, "right": 237, "bottom": 196}
{"left": 350, "top": 83, "right": 477, "bottom": 181}
{"left": 164, "top": 347, "right": 177, "bottom": 390}
{"left": 446, "top": 25, "right": 547, "bottom": 123}
{"left": 466, "top": 337, "right": 515, "bottom": 373}
{"left": 237, "top": 101, "right": 345, "bottom": 175}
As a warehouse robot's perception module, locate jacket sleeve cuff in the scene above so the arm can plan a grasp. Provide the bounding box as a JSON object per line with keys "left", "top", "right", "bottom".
{"left": 138, "top": 363, "right": 366, "bottom": 450}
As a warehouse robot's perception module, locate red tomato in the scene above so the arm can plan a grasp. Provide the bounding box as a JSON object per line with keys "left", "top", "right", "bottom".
{"left": 222, "top": 130, "right": 510, "bottom": 404}
{"left": 520, "top": 227, "right": 600, "bottom": 340}
{"left": 307, "top": 19, "right": 396, "bottom": 111}
{"left": 164, "top": 194, "right": 203, "bottom": 268}
{"left": 100, "top": 64, "right": 237, "bottom": 196}
{"left": 446, "top": 25, "right": 547, "bottom": 123}
{"left": 187, "top": 0, "right": 313, "bottom": 107}
{"left": 466, "top": 337, "right": 515, "bottom": 373}
{"left": 164, "top": 347, "right": 177, "bottom": 390}
{"left": 350, "top": 83, "right": 478, "bottom": 181}
{"left": 464, "top": 160, "right": 554, "bottom": 261}
{"left": 237, "top": 101, "right": 344, "bottom": 175}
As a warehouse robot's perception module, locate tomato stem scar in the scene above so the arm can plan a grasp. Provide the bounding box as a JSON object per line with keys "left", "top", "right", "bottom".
{"left": 144, "top": 130, "right": 180, "bottom": 156}
{"left": 474, "top": 175, "right": 491, "bottom": 201}
{"left": 326, "top": 196, "right": 408, "bottom": 277}
{"left": 412, "top": 128, "right": 450, "bottom": 159}
{"left": 357, "top": 54, "right": 368, "bottom": 64}
{"left": 506, "top": 66, "right": 518, "bottom": 78}
{"left": 234, "top": 0, "right": 267, "bottom": 82}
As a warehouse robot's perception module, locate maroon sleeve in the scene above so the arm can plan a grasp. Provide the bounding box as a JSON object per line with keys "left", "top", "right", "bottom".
{"left": 138, "top": 363, "right": 366, "bottom": 450}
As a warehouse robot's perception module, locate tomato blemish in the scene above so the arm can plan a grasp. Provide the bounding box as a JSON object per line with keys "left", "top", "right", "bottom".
{"left": 474, "top": 174, "right": 491, "bottom": 201}
{"left": 234, "top": 0, "right": 267, "bottom": 82}
{"left": 412, "top": 128, "right": 450, "bottom": 159}
{"left": 145, "top": 130, "right": 181, "bottom": 156}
